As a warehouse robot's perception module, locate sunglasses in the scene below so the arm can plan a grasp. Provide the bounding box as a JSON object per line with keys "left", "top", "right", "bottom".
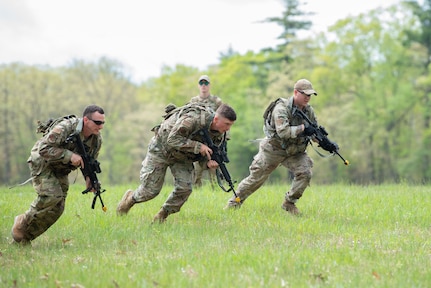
{"left": 298, "top": 90, "right": 312, "bottom": 97}
{"left": 199, "top": 81, "right": 209, "bottom": 86}
{"left": 88, "top": 118, "right": 105, "bottom": 125}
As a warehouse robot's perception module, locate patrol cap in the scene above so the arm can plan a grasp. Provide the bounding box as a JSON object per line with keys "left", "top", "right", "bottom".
{"left": 294, "top": 79, "right": 317, "bottom": 96}
{"left": 198, "top": 75, "right": 210, "bottom": 83}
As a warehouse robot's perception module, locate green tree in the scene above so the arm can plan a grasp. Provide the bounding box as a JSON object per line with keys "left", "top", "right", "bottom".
{"left": 64, "top": 57, "right": 140, "bottom": 184}
{"left": 403, "top": 0, "right": 431, "bottom": 180}
{"left": 0, "top": 64, "right": 66, "bottom": 184}
{"left": 260, "top": 0, "right": 313, "bottom": 64}
{"left": 146, "top": 64, "right": 200, "bottom": 106}
{"left": 312, "top": 5, "right": 424, "bottom": 183}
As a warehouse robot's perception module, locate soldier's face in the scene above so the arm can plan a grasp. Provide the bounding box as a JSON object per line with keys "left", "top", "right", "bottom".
{"left": 84, "top": 112, "right": 105, "bottom": 136}
{"left": 294, "top": 89, "right": 312, "bottom": 109}
{"left": 198, "top": 81, "right": 210, "bottom": 96}
{"left": 211, "top": 115, "right": 234, "bottom": 133}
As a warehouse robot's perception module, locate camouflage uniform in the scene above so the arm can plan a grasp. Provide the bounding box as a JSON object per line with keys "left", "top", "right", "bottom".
{"left": 189, "top": 94, "right": 224, "bottom": 187}
{"left": 226, "top": 96, "right": 315, "bottom": 208}
{"left": 189, "top": 94, "right": 222, "bottom": 112}
{"left": 13, "top": 117, "right": 102, "bottom": 243}
{"left": 127, "top": 104, "right": 225, "bottom": 215}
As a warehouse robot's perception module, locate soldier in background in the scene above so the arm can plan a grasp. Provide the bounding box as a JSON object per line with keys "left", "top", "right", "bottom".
{"left": 189, "top": 75, "right": 222, "bottom": 111}
{"left": 188, "top": 75, "right": 223, "bottom": 187}
{"left": 11, "top": 105, "right": 105, "bottom": 245}
{"left": 116, "top": 103, "right": 236, "bottom": 223}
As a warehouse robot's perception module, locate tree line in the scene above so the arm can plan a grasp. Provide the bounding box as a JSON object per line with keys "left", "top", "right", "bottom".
{"left": 1, "top": 0, "right": 430, "bottom": 186}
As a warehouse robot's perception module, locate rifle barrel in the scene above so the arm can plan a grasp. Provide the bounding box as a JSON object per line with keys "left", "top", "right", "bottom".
{"left": 335, "top": 151, "right": 349, "bottom": 165}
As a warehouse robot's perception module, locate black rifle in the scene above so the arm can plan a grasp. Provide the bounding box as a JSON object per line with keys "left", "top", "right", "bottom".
{"left": 67, "top": 132, "right": 107, "bottom": 211}
{"left": 199, "top": 129, "right": 241, "bottom": 202}
{"left": 294, "top": 108, "right": 349, "bottom": 166}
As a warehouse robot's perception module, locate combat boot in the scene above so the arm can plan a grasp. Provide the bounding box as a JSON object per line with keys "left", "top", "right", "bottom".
{"left": 152, "top": 208, "right": 169, "bottom": 224}
{"left": 11, "top": 214, "right": 31, "bottom": 245}
{"left": 116, "top": 189, "right": 136, "bottom": 216}
{"left": 282, "top": 200, "right": 300, "bottom": 215}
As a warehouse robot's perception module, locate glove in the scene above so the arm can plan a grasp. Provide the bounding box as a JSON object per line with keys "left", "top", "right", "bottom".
{"left": 319, "top": 138, "right": 339, "bottom": 152}
{"left": 302, "top": 123, "right": 316, "bottom": 136}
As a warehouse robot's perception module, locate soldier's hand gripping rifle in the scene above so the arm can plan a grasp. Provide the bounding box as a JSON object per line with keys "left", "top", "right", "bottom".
{"left": 199, "top": 129, "right": 241, "bottom": 203}
{"left": 67, "top": 132, "right": 107, "bottom": 211}
{"left": 294, "top": 108, "right": 349, "bottom": 166}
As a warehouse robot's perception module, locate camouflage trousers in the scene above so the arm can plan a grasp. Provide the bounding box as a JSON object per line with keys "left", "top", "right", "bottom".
{"left": 16, "top": 167, "right": 69, "bottom": 241}
{"left": 227, "top": 138, "right": 313, "bottom": 207}
{"left": 132, "top": 150, "right": 194, "bottom": 214}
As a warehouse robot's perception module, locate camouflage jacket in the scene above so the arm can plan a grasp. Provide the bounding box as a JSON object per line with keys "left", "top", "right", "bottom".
{"left": 189, "top": 94, "right": 223, "bottom": 112}
{"left": 153, "top": 104, "right": 225, "bottom": 162}
{"left": 264, "top": 96, "right": 317, "bottom": 154}
{"left": 28, "top": 117, "right": 102, "bottom": 176}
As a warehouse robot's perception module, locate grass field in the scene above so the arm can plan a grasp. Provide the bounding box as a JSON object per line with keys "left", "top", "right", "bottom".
{"left": 0, "top": 183, "right": 430, "bottom": 287}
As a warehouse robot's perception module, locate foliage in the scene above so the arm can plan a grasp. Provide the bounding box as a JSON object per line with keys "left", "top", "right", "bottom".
{"left": 260, "top": 0, "right": 313, "bottom": 64}
{"left": 1, "top": 184, "right": 431, "bottom": 287}
{"left": 2, "top": 2, "right": 431, "bottom": 184}
{"left": 306, "top": 5, "right": 429, "bottom": 183}
{"left": 0, "top": 58, "right": 144, "bottom": 185}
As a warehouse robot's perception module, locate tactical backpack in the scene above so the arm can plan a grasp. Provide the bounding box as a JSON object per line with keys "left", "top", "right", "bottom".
{"left": 263, "top": 98, "right": 283, "bottom": 127}
{"left": 164, "top": 103, "right": 208, "bottom": 120}
{"left": 151, "top": 103, "right": 210, "bottom": 134}
{"left": 36, "top": 115, "right": 77, "bottom": 136}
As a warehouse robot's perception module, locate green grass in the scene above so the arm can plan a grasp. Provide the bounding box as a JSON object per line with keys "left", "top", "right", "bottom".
{"left": 1, "top": 183, "right": 430, "bottom": 287}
